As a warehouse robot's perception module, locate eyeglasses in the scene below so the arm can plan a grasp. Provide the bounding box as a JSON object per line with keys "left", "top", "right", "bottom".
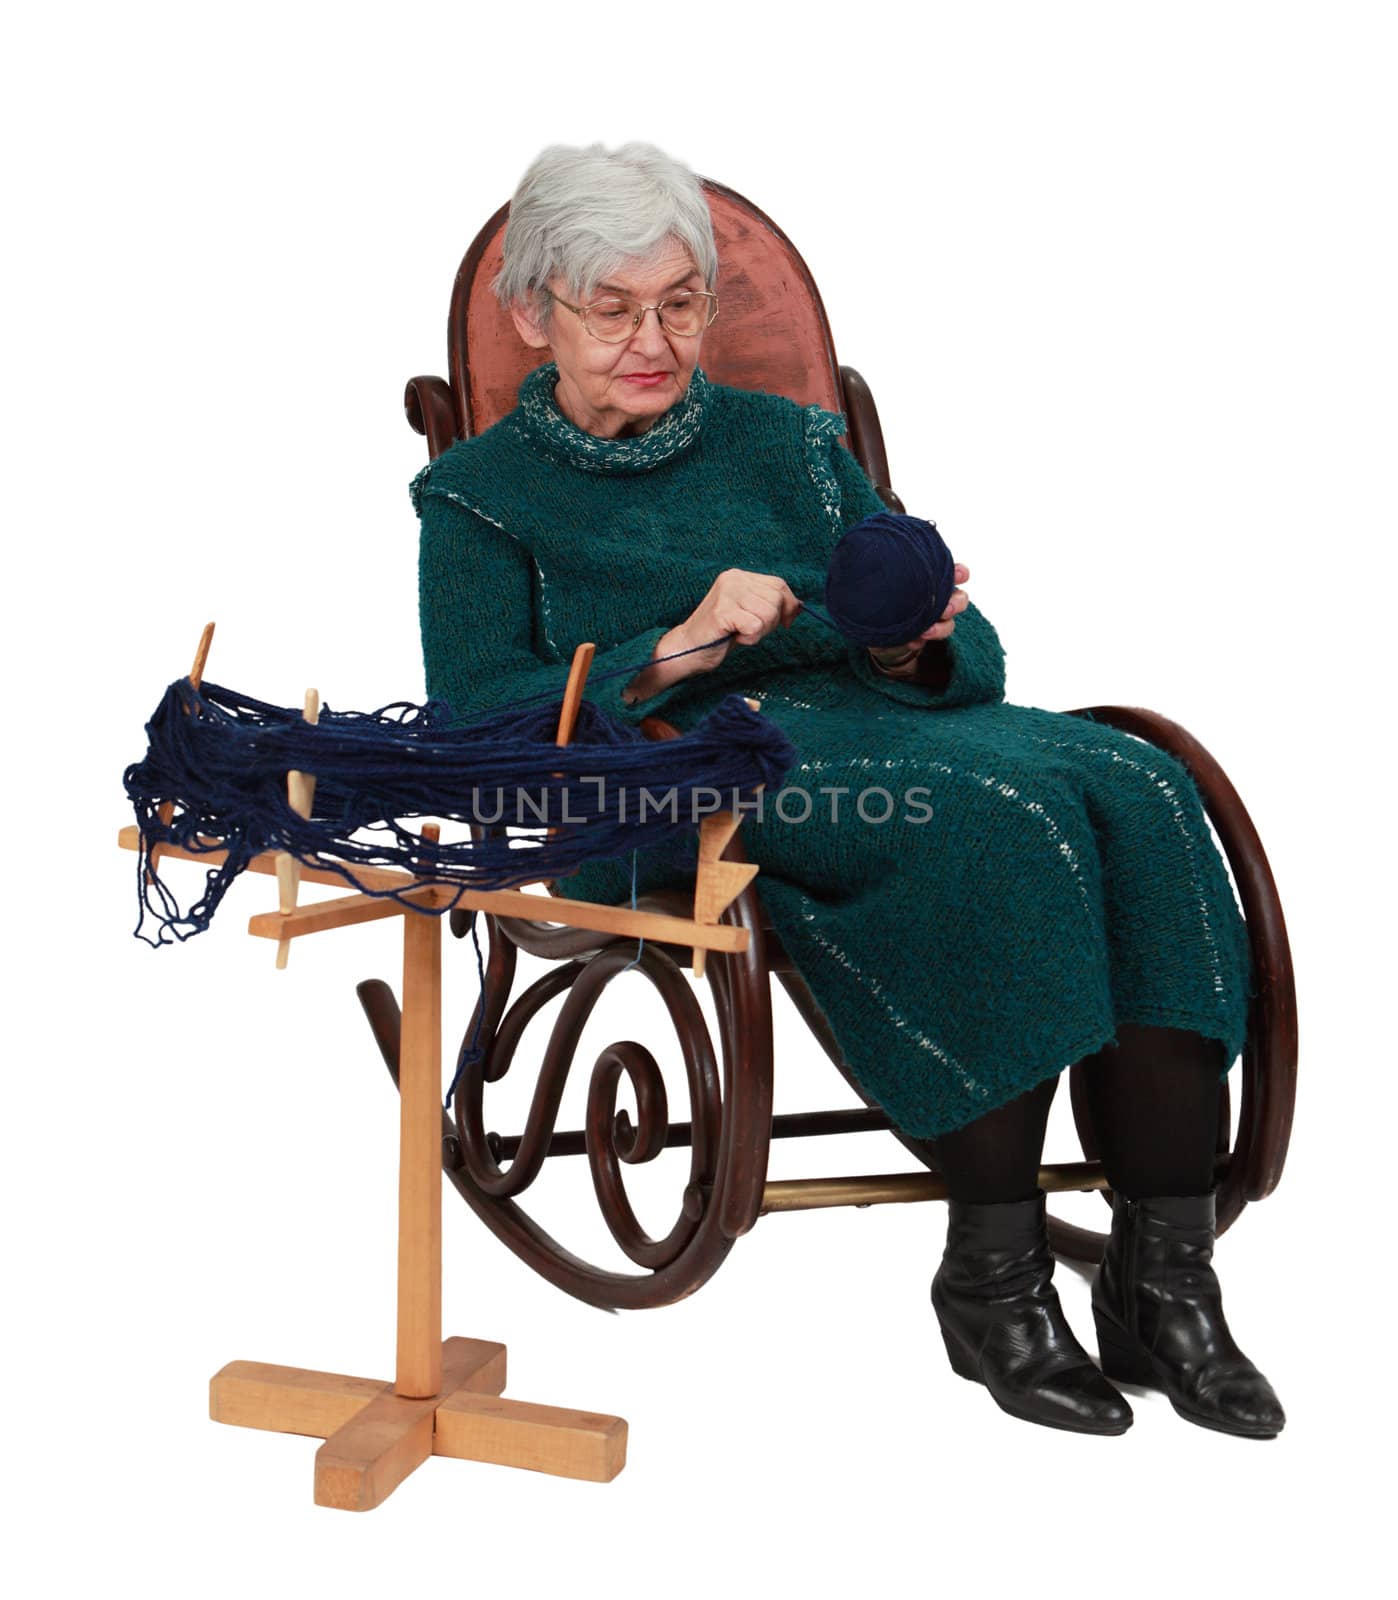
{"left": 544, "top": 287, "right": 719, "bottom": 344}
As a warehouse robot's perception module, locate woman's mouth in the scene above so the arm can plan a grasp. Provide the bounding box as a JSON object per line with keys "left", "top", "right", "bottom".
{"left": 621, "top": 372, "right": 671, "bottom": 387}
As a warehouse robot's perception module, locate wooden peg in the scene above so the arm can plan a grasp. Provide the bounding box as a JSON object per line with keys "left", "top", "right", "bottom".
{"left": 556, "top": 643, "right": 596, "bottom": 749}
{"left": 692, "top": 697, "right": 765, "bottom": 979}
{"left": 189, "top": 621, "right": 216, "bottom": 688}
{"left": 539, "top": 643, "right": 596, "bottom": 891}
{"left": 275, "top": 688, "right": 321, "bottom": 969}
{"left": 148, "top": 621, "right": 216, "bottom": 885}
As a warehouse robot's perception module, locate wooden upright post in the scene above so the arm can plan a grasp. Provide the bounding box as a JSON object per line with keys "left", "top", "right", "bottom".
{"left": 396, "top": 825, "right": 443, "bottom": 1399}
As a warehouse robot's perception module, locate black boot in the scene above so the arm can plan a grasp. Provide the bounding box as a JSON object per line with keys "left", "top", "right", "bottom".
{"left": 1091, "top": 1188, "right": 1286, "bottom": 1438}
{"left": 931, "top": 1189, "right": 1133, "bottom": 1435}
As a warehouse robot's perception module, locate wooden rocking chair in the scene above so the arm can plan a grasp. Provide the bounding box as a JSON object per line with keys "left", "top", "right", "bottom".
{"left": 361, "top": 179, "right": 1298, "bottom": 1312}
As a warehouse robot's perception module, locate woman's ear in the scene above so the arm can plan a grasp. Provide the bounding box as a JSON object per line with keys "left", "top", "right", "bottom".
{"left": 510, "top": 293, "right": 552, "bottom": 351}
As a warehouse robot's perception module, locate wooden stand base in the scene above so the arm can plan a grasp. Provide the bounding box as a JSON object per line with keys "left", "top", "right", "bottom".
{"left": 210, "top": 1336, "right": 627, "bottom": 1510}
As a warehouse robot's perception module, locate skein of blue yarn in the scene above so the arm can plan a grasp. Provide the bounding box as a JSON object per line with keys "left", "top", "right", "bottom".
{"left": 822, "top": 512, "right": 957, "bottom": 648}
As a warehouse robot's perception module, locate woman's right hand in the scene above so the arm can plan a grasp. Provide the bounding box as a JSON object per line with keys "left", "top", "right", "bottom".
{"left": 621, "top": 568, "right": 802, "bottom": 708}
{"left": 667, "top": 568, "right": 803, "bottom": 675}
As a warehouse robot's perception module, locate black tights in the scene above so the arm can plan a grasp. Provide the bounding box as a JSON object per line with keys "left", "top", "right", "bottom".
{"left": 926, "top": 1023, "right": 1224, "bottom": 1204}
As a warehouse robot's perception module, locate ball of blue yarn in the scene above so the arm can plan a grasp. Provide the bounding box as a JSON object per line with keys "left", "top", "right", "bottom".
{"left": 823, "top": 512, "right": 957, "bottom": 648}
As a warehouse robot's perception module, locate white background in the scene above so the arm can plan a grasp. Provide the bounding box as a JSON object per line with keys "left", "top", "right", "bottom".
{"left": 5, "top": 1, "right": 1393, "bottom": 1594}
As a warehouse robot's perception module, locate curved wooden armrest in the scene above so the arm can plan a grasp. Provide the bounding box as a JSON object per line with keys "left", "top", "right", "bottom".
{"left": 840, "top": 365, "right": 906, "bottom": 512}
{"left": 404, "top": 375, "right": 459, "bottom": 460}
{"left": 1065, "top": 703, "right": 1296, "bottom": 1203}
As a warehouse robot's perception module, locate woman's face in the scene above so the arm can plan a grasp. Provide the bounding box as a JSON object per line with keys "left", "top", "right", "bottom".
{"left": 510, "top": 237, "right": 709, "bottom": 440}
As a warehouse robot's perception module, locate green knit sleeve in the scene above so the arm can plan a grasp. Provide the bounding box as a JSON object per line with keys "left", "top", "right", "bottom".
{"left": 416, "top": 487, "right": 703, "bottom": 730}
{"left": 826, "top": 440, "right": 1007, "bottom": 710}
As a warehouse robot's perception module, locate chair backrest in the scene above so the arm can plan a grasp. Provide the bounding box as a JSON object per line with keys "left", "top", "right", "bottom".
{"left": 446, "top": 178, "right": 848, "bottom": 439}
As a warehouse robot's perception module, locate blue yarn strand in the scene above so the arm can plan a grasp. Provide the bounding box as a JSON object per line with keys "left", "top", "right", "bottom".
{"left": 124, "top": 677, "right": 798, "bottom": 947}
{"left": 443, "top": 908, "right": 487, "bottom": 1113}
{"left": 616, "top": 846, "right": 645, "bottom": 975}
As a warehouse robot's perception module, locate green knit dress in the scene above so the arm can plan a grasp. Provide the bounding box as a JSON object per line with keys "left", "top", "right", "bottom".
{"left": 413, "top": 363, "right": 1253, "bottom": 1139}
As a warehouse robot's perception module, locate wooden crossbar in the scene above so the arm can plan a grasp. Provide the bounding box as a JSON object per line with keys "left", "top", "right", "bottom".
{"left": 119, "top": 825, "right": 750, "bottom": 953}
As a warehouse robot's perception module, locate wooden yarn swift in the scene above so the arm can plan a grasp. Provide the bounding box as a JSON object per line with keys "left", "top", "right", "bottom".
{"left": 118, "top": 624, "right": 763, "bottom": 1511}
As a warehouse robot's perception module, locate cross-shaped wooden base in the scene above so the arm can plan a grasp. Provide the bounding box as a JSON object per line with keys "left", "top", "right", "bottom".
{"left": 208, "top": 851, "right": 632, "bottom": 1510}
{"left": 210, "top": 1337, "right": 626, "bottom": 1510}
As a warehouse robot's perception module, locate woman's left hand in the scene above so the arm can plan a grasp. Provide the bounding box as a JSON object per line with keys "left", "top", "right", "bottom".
{"left": 868, "top": 564, "right": 970, "bottom": 678}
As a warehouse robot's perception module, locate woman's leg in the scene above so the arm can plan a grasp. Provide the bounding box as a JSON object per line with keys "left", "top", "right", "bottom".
{"left": 925, "top": 1069, "right": 1132, "bottom": 1433}
{"left": 923, "top": 1023, "right": 1222, "bottom": 1198}
{"left": 1082, "top": 1023, "right": 1285, "bottom": 1435}
{"left": 1079, "top": 1022, "right": 1222, "bottom": 1197}
{"left": 926, "top": 1071, "right": 1058, "bottom": 1203}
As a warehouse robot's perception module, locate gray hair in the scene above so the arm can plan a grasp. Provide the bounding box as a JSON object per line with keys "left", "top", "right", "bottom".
{"left": 492, "top": 141, "right": 718, "bottom": 329}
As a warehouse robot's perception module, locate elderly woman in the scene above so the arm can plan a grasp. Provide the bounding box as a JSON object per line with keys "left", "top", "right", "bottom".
{"left": 412, "top": 141, "right": 1285, "bottom": 1439}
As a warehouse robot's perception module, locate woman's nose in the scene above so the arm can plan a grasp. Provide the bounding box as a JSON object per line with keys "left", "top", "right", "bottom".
{"left": 630, "top": 307, "right": 670, "bottom": 357}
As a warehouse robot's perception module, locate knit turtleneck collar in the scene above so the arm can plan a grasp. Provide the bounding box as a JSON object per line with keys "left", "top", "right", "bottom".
{"left": 514, "top": 360, "right": 711, "bottom": 474}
